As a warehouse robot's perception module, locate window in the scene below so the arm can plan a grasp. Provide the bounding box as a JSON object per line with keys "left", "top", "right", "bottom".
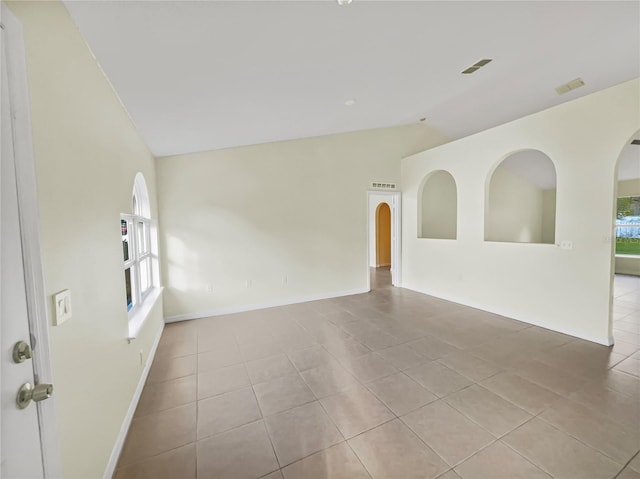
{"left": 616, "top": 196, "right": 640, "bottom": 255}
{"left": 121, "top": 173, "right": 158, "bottom": 326}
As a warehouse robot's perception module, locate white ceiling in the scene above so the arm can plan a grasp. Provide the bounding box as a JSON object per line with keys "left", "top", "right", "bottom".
{"left": 64, "top": 1, "right": 640, "bottom": 158}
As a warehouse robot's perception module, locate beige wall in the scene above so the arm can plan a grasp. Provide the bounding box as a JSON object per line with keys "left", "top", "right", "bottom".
{"left": 419, "top": 170, "right": 457, "bottom": 240}
{"left": 485, "top": 167, "right": 545, "bottom": 243}
{"left": 7, "top": 2, "right": 164, "bottom": 477}
{"left": 402, "top": 78, "right": 640, "bottom": 345}
{"left": 157, "top": 124, "right": 449, "bottom": 320}
{"left": 618, "top": 178, "right": 640, "bottom": 198}
{"left": 542, "top": 189, "right": 557, "bottom": 244}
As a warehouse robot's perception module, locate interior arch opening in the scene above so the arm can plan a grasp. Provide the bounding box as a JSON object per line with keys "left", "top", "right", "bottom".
{"left": 376, "top": 202, "right": 391, "bottom": 267}
{"left": 611, "top": 130, "right": 640, "bottom": 348}
{"left": 418, "top": 170, "right": 457, "bottom": 240}
{"left": 485, "top": 149, "right": 556, "bottom": 244}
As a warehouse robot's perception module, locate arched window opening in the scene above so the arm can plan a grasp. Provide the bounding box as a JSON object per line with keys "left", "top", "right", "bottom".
{"left": 418, "top": 170, "right": 457, "bottom": 239}
{"left": 121, "top": 173, "right": 156, "bottom": 318}
{"left": 485, "top": 150, "right": 556, "bottom": 244}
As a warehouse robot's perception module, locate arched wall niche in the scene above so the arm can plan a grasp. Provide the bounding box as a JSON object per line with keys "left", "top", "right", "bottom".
{"left": 485, "top": 149, "right": 557, "bottom": 244}
{"left": 418, "top": 170, "right": 457, "bottom": 239}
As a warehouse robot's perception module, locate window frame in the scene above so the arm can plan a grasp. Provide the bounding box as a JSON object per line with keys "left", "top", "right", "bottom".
{"left": 122, "top": 212, "right": 154, "bottom": 316}
{"left": 121, "top": 173, "right": 161, "bottom": 339}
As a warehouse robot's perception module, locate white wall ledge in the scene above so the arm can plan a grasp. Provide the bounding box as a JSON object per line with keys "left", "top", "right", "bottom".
{"left": 128, "top": 287, "right": 163, "bottom": 341}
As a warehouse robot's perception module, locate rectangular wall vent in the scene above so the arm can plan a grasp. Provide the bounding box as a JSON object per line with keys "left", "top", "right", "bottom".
{"left": 555, "top": 78, "right": 585, "bottom": 95}
{"left": 462, "top": 58, "right": 493, "bottom": 74}
{"left": 371, "top": 182, "right": 397, "bottom": 190}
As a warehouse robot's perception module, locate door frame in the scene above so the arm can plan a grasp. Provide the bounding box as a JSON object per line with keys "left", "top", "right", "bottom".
{"left": 1, "top": 4, "right": 61, "bottom": 476}
{"left": 366, "top": 191, "right": 402, "bottom": 289}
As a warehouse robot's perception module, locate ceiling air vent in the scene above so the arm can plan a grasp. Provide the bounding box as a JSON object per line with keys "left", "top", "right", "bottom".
{"left": 631, "top": 139, "right": 640, "bottom": 145}
{"left": 371, "top": 182, "right": 397, "bottom": 190}
{"left": 462, "top": 58, "right": 493, "bottom": 74}
{"left": 555, "top": 78, "right": 585, "bottom": 95}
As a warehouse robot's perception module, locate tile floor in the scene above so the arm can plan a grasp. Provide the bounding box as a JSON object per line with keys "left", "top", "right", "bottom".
{"left": 115, "top": 270, "right": 640, "bottom": 479}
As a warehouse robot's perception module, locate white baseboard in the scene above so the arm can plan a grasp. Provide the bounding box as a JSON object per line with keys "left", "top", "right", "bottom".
{"left": 164, "top": 288, "right": 369, "bottom": 323}
{"left": 103, "top": 324, "right": 164, "bottom": 479}
{"left": 402, "top": 283, "right": 613, "bottom": 347}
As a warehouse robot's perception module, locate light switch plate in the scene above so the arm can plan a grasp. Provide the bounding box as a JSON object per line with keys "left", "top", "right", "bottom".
{"left": 53, "top": 289, "right": 72, "bottom": 325}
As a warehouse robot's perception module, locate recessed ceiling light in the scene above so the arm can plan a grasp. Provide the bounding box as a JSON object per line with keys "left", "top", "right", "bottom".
{"left": 344, "top": 99, "right": 356, "bottom": 106}
{"left": 337, "top": 0, "right": 353, "bottom": 5}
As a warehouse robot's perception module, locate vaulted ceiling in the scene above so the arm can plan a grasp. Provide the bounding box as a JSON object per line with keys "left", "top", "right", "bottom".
{"left": 64, "top": 1, "right": 639, "bottom": 158}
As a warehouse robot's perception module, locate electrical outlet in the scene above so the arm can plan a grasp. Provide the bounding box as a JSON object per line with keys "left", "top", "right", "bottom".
{"left": 560, "top": 240, "right": 573, "bottom": 250}
{"left": 206, "top": 284, "right": 214, "bottom": 293}
{"left": 246, "top": 279, "right": 252, "bottom": 288}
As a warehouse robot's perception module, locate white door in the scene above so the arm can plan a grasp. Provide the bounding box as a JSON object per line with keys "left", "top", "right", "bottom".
{"left": 1, "top": 10, "right": 47, "bottom": 478}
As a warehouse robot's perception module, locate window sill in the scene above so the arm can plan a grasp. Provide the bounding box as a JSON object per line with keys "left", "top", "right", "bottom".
{"left": 128, "top": 287, "right": 163, "bottom": 341}
{"left": 615, "top": 254, "right": 640, "bottom": 259}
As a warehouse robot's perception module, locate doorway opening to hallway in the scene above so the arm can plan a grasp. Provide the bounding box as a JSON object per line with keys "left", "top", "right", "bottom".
{"left": 367, "top": 191, "right": 401, "bottom": 291}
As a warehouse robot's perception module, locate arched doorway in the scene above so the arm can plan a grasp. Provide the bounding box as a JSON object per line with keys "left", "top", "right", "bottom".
{"left": 376, "top": 203, "right": 391, "bottom": 267}
{"left": 611, "top": 129, "right": 640, "bottom": 350}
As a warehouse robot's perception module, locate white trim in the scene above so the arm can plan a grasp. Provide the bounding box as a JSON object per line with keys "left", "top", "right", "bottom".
{"left": 1, "top": 14, "right": 5, "bottom": 470}
{"left": 164, "top": 287, "right": 369, "bottom": 323}
{"left": 401, "top": 283, "right": 613, "bottom": 346}
{"left": 366, "top": 191, "right": 402, "bottom": 290}
{"left": 128, "top": 287, "right": 163, "bottom": 340}
{"left": 103, "top": 323, "right": 164, "bottom": 479}
{"left": 2, "top": 5, "right": 62, "bottom": 476}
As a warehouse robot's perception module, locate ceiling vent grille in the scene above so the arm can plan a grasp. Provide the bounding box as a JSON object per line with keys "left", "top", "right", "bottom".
{"left": 462, "top": 59, "right": 493, "bottom": 74}
{"left": 555, "top": 78, "right": 585, "bottom": 95}
{"left": 631, "top": 139, "right": 640, "bottom": 145}
{"left": 371, "top": 182, "right": 397, "bottom": 190}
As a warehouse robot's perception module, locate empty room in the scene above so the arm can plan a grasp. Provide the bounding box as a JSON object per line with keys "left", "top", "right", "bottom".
{"left": 1, "top": 1, "right": 639, "bottom": 479}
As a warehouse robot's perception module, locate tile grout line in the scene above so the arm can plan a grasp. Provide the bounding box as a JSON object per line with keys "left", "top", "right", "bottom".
{"left": 612, "top": 449, "right": 640, "bottom": 479}
{"left": 235, "top": 328, "right": 283, "bottom": 475}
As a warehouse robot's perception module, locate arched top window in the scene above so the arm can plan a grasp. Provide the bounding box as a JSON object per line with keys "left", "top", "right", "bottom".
{"left": 485, "top": 149, "right": 556, "bottom": 244}
{"left": 418, "top": 170, "right": 457, "bottom": 239}
{"left": 132, "top": 172, "right": 151, "bottom": 218}
{"left": 121, "top": 173, "right": 158, "bottom": 337}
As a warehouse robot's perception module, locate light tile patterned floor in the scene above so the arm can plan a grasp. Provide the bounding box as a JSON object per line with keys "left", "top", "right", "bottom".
{"left": 115, "top": 270, "right": 640, "bottom": 479}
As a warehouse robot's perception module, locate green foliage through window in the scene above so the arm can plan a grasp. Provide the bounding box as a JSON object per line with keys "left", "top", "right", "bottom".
{"left": 616, "top": 196, "right": 640, "bottom": 255}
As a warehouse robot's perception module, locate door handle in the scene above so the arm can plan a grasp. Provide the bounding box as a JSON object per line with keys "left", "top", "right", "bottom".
{"left": 16, "top": 382, "right": 53, "bottom": 409}
{"left": 12, "top": 341, "right": 32, "bottom": 363}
